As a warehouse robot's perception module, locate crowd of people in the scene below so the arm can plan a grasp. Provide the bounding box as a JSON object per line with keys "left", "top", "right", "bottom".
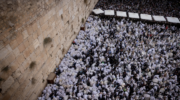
{"left": 94, "top": 0, "right": 180, "bottom": 18}
{"left": 37, "top": 0, "right": 180, "bottom": 100}
{"left": 38, "top": 14, "right": 180, "bottom": 100}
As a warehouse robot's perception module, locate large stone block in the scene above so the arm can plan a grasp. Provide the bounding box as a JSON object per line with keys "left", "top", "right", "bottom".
{"left": 31, "top": 22, "right": 39, "bottom": 32}
{"left": 27, "top": 35, "right": 34, "bottom": 44}
{"left": 9, "top": 59, "right": 20, "bottom": 74}
{"left": 23, "top": 39, "right": 30, "bottom": 48}
{"left": 13, "top": 47, "right": 20, "bottom": 57}
{"left": 2, "top": 76, "right": 14, "bottom": 94}
{"left": 37, "top": 34, "right": 43, "bottom": 44}
{"left": 29, "top": 92, "right": 37, "bottom": 100}
{"left": 12, "top": 68, "right": 22, "bottom": 79}
{"left": 22, "top": 82, "right": 36, "bottom": 99}
{"left": 29, "top": 52, "right": 36, "bottom": 62}
{"left": 34, "top": 46, "right": 41, "bottom": 57}
{"left": 0, "top": 47, "right": 10, "bottom": 61}
{"left": 36, "top": 27, "right": 42, "bottom": 36}
{"left": 40, "top": 23, "right": 49, "bottom": 32}
{"left": 0, "top": 41, "right": 4, "bottom": 50}
{"left": 23, "top": 47, "right": 32, "bottom": 59}
{"left": 47, "top": 7, "right": 56, "bottom": 19}
{"left": 48, "top": 14, "right": 57, "bottom": 26}
{"left": 28, "top": 44, "right": 35, "bottom": 55}
{"left": 16, "top": 54, "right": 26, "bottom": 65}
{"left": 40, "top": 51, "right": 48, "bottom": 64}
{"left": 35, "top": 51, "right": 43, "bottom": 65}
{"left": 39, "top": 14, "right": 49, "bottom": 26}
{"left": 4, "top": 52, "right": 16, "bottom": 66}
{"left": 15, "top": 33, "right": 24, "bottom": 45}
{"left": 9, "top": 39, "right": 19, "bottom": 50}
{"left": 22, "top": 30, "right": 29, "bottom": 39}
{"left": 17, "top": 69, "right": 30, "bottom": 85}
{"left": 26, "top": 26, "right": 34, "bottom": 36}
{"left": 6, "top": 44, "right": 13, "bottom": 53}
{"left": 32, "top": 31, "right": 38, "bottom": 40}
{"left": 12, "top": 79, "right": 29, "bottom": 100}
{"left": 18, "top": 43, "right": 26, "bottom": 53}
{"left": 58, "top": 9, "right": 63, "bottom": 17}
{"left": 6, "top": 80, "right": 20, "bottom": 96}
{"left": 1, "top": 92, "right": 11, "bottom": 100}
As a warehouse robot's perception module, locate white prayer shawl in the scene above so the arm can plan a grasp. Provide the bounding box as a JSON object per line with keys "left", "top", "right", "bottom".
{"left": 150, "top": 96, "right": 155, "bottom": 100}
{"left": 53, "top": 97, "right": 58, "bottom": 100}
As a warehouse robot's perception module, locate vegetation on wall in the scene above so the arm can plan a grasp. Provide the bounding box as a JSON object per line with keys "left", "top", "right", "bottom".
{"left": 84, "top": 0, "right": 88, "bottom": 5}
{"left": 43, "top": 37, "right": 52, "bottom": 46}
{"left": 42, "top": 79, "right": 45, "bottom": 83}
{"left": 0, "top": 78, "right": 3, "bottom": 82}
{"left": 1, "top": 66, "right": 9, "bottom": 72}
{"left": 29, "top": 61, "right": 36, "bottom": 69}
{"left": 61, "top": 15, "right": 63, "bottom": 20}
{"left": 82, "top": 18, "right": 84, "bottom": 23}
{"left": 31, "top": 78, "right": 36, "bottom": 85}
{"left": 62, "top": 48, "right": 65, "bottom": 54}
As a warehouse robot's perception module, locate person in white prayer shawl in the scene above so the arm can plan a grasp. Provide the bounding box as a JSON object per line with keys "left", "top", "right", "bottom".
{"left": 38, "top": 13, "right": 180, "bottom": 100}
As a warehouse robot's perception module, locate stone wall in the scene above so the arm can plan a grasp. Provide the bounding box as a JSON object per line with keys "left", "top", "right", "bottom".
{"left": 0, "top": 0, "right": 98, "bottom": 99}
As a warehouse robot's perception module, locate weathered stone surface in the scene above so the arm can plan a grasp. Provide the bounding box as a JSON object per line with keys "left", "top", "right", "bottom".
{"left": 12, "top": 47, "right": 20, "bottom": 57}
{"left": 18, "top": 43, "right": 26, "bottom": 53}
{"left": 4, "top": 52, "right": 16, "bottom": 66}
{"left": 0, "top": 47, "right": 10, "bottom": 61}
{"left": 0, "top": 0, "right": 98, "bottom": 99}
{"left": 22, "top": 30, "right": 29, "bottom": 39}
{"left": 2, "top": 76, "right": 14, "bottom": 93}
{"left": 0, "top": 41, "right": 4, "bottom": 50}
{"left": 16, "top": 54, "right": 25, "bottom": 65}
{"left": 6, "top": 80, "right": 20, "bottom": 96}
{"left": 12, "top": 68, "right": 22, "bottom": 79}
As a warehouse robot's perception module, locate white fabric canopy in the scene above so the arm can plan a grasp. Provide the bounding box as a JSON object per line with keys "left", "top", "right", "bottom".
{"left": 92, "top": 9, "right": 104, "bottom": 15}
{"left": 128, "top": 12, "right": 139, "bottom": 19}
{"left": 153, "top": 15, "right": 166, "bottom": 22}
{"left": 116, "top": 11, "right": 127, "bottom": 17}
{"left": 104, "top": 10, "right": 115, "bottom": 16}
{"left": 140, "top": 14, "right": 152, "bottom": 21}
{"left": 166, "top": 17, "right": 180, "bottom": 23}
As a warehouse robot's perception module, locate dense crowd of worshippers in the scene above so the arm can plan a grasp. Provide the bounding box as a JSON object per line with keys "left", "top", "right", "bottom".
{"left": 94, "top": 0, "right": 180, "bottom": 18}
{"left": 38, "top": 14, "right": 180, "bottom": 100}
